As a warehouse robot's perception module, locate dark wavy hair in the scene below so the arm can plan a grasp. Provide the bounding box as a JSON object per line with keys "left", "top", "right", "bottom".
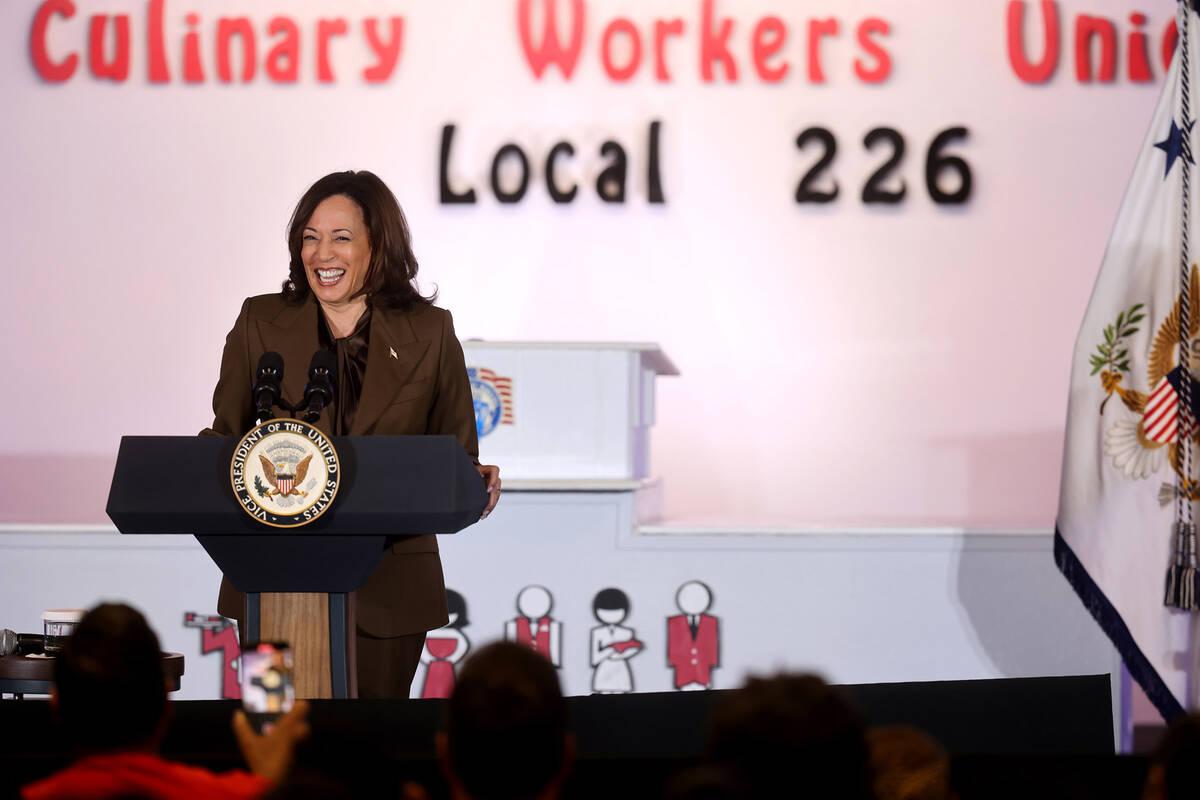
{"left": 282, "top": 170, "right": 435, "bottom": 310}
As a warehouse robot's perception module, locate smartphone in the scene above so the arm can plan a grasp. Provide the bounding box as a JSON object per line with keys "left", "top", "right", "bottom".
{"left": 240, "top": 641, "right": 294, "bottom": 733}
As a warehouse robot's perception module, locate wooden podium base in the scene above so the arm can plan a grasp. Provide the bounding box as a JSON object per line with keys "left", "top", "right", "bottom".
{"left": 262, "top": 593, "right": 330, "bottom": 699}
{"left": 247, "top": 591, "right": 354, "bottom": 699}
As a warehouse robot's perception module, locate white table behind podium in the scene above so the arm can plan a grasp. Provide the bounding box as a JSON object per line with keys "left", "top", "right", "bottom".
{"left": 461, "top": 341, "right": 679, "bottom": 481}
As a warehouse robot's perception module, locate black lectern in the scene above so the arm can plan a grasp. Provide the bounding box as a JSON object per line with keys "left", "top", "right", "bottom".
{"left": 106, "top": 434, "right": 486, "bottom": 698}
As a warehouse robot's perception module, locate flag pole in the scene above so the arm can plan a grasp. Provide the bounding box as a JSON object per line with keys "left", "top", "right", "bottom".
{"left": 1120, "top": 663, "right": 1134, "bottom": 751}
{"left": 1176, "top": 0, "right": 1200, "bottom": 712}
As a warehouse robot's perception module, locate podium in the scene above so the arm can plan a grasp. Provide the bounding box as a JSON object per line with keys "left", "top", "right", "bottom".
{"left": 106, "top": 434, "right": 486, "bottom": 699}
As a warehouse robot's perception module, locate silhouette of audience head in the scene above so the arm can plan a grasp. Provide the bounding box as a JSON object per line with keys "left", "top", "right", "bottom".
{"left": 867, "top": 725, "right": 953, "bottom": 800}
{"left": 53, "top": 603, "right": 166, "bottom": 753}
{"left": 1143, "top": 713, "right": 1200, "bottom": 800}
{"left": 705, "top": 673, "right": 874, "bottom": 800}
{"left": 439, "top": 641, "right": 571, "bottom": 800}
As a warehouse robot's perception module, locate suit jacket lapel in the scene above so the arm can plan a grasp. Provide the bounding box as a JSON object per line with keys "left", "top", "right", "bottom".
{"left": 351, "top": 305, "right": 431, "bottom": 435}
{"left": 256, "top": 296, "right": 320, "bottom": 420}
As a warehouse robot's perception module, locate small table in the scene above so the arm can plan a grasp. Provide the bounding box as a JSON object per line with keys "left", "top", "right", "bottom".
{"left": 0, "top": 652, "right": 185, "bottom": 699}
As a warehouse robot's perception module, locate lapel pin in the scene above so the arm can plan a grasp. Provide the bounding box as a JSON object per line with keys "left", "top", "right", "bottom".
{"left": 389, "top": 347, "right": 398, "bottom": 360}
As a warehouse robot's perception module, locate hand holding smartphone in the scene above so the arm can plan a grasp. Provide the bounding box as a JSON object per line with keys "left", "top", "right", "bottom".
{"left": 241, "top": 641, "right": 294, "bottom": 734}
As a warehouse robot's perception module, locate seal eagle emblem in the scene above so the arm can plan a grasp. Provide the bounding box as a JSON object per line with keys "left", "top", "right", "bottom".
{"left": 259, "top": 455, "right": 312, "bottom": 498}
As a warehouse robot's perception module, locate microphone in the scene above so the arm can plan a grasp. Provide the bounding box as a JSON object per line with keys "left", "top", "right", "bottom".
{"left": 0, "top": 630, "right": 44, "bottom": 656}
{"left": 252, "top": 352, "right": 285, "bottom": 424}
{"left": 301, "top": 350, "right": 337, "bottom": 423}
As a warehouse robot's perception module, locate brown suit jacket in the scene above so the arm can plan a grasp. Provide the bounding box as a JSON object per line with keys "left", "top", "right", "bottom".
{"left": 208, "top": 293, "right": 479, "bottom": 637}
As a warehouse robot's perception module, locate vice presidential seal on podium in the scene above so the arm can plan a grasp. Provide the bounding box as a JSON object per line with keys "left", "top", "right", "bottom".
{"left": 231, "top": 419, "right": 340, "bottom": 528}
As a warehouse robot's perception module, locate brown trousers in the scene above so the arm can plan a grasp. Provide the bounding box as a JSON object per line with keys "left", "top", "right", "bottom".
{"left": 356, "top": 630, "right": 427, "bottom": 699}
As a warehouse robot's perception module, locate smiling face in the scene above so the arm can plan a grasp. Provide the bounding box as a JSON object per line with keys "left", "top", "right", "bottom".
{"left": 301, "top": 194, "right": 372, "bottom": 309}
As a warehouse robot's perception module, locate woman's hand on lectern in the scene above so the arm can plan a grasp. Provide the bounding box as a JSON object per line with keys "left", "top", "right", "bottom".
{"left": 477, "top": 464, "right": 501, "bottom": 520}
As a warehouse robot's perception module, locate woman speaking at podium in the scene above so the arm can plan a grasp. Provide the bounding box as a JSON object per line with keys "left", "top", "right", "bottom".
{"left": 205, "top": 170, "right": 501, "bottom": 697}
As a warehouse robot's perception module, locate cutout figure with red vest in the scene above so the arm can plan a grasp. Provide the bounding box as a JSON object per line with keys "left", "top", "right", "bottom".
{"left": 419, "top": 589, "right": 470, "bottom": 698}
{"left": 667, "top": 580, "right": 719, "bottom": 691}
{"left": 504, "top": 585, "right": 561, "bottom": 667}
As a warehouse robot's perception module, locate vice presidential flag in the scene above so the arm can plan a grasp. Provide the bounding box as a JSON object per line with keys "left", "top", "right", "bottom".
{"left": 1057, "top": 0, "right": 1200, "bottom": 721}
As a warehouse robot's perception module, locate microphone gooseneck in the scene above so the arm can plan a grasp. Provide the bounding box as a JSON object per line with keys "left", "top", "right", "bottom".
{"left": 252, "top": 351, "right": 285, "bottom": 425}
{"left": 301, "top": 350, "right": 337, "bottom": 423}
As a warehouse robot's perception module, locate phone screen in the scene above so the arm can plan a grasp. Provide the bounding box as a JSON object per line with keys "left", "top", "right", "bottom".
{"left": 240, "top": 641, "right": 294, "bottom": 732}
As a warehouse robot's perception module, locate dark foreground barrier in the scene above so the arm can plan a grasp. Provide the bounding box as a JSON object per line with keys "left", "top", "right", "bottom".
{"left": 0, "top": 674, "right": 1126, "bottom": 797}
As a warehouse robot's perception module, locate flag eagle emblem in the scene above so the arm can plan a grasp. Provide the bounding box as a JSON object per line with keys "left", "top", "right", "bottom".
{"left": 1097, "top": 266, "right": 1200, "bottom": 497}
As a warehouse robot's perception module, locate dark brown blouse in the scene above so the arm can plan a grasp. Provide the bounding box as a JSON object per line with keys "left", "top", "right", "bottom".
{"left": 317, "top": 306, "right": 372, "bottom": 436}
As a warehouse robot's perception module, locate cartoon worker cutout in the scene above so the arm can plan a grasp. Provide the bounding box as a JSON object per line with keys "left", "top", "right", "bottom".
{"left": 504, "top": 585, "right": 562, "bottom": 667}
{"left": 667, "top": 580, "right": 720, "bottom": 691}
{"left": 419, "top": 589, "right": 470, "bottom": 699}
{"left": 184, "top": 612, "right": 242, "bottom": 700}
{"left": 589, "top": 588, "right": 643, "bottom": 694}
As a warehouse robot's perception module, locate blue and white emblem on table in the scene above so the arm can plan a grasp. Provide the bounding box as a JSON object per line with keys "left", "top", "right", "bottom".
{"left": 468, "top": 367, "right": 514, "bottom": 438}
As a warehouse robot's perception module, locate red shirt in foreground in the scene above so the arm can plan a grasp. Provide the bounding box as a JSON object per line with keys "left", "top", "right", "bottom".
{"left": 21, "top": 750, "right": 271, "bottom": 800}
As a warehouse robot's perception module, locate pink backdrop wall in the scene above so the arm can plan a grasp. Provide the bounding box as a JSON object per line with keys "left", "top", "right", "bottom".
{"left": 0, "top": 0, "right": 1165, "bottom": 526}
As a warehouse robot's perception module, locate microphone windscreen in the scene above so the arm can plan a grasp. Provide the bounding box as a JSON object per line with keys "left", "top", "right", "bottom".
{"left": 310, "top": 349, "right": 336, "bottom": 374}
{"left": 0, "top": 629, "right": 15, "bottom": 656}
{"left": 257, "top": 351, "right": 284, "bottom": 375}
